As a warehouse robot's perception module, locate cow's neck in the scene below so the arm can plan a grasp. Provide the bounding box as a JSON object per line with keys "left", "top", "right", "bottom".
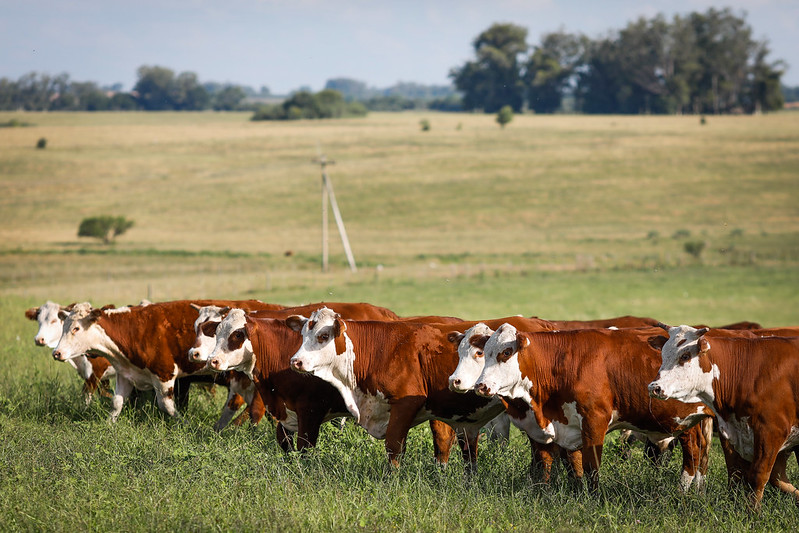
{"left": 318, "top": 333, "right": 360, "bottom": 421}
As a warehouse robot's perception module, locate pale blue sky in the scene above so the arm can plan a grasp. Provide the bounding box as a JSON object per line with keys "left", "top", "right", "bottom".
{"left": 2, "top": 0, "right": 797, "bottom": 93}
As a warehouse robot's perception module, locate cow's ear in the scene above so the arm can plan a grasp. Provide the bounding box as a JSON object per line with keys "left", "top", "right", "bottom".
{"left": 218, "top": 306, "right": 231, "bottom": 318}
{"left": 100, "top": 304, "right": 115, "bottom": 311}
{"left": 25, "top": 307, "right": 40, "bottom": 321}
{"left": 698, "top": 337, "right": 711, "bottom": 355}
{"left": 447, "top": 331, "right": 465, "bottom": 345}
{"left": 333, "top": 315, "right": 346, "bottom": 337}
{"left": 470, "top": 335, "right": 490, "bottom": 350}
{"left": 285, "top": 315, "right": 307, "bottom": 332}
{"left": 58, "top": 309, "right": 70, "bottom": 321}
{"left": 65, "top": 303, "right": 77, "bottom": 311}
{"left": 648, "top": 335, "right": 668, "bottom": 351}
{"left": 88, "top": 308, "right": 103, "bottom": 322}
{"left": 695, "top": 327, "right": 709, "bottom": 337}
{"left": 516, "top": 333, "right": 530, "bottom": 350}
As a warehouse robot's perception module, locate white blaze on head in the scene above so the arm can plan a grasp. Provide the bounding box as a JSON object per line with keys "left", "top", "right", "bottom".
{"left": 188, "top": 305, "right": 230, "bottom": 363}
{"left": 648, "top": 325, "right": 718, "bottom": 405}
{"left": 52, "top": 302, "right": 102, "bottom": 361}
{"left": 448, "top": 323, "right": 494, "bottom": 393}
{"left": 207, "top": 309, "right": 253, "bottom": 374}
{"left": 474, "top": 323, "right": 530, "bottom": 399}
{"left": 287, "top": 307, "right": 345, "bottom": 375}
{"left": 26, "top": 301, "right": 64, "bottom": 348}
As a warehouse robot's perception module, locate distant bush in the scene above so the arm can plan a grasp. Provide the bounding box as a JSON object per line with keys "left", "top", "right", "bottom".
{"left": 672, "top": 229, "right": 691, "bottom": 239}
{"left": 0, "top": 119, "right": 33, "bottom": 128}
{"left": 684, "top": 240, "right": 706, "bottom": 258}
{"left": 78, "top": 216, "right": 134, "bottom": 244}
{"left": 419, "top": 119, "right": 431, "bottom": 132}
{"left": 252, "top": 89, "right": 367, "bottom": 121}
{"left": 36, "top": 138, "right": 47, "bottom": 149}
{"left": 496, "top": 105, "right": 514, "bottom": 128}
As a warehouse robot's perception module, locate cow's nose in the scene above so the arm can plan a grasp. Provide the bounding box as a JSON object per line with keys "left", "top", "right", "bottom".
{"left": 52, "top": 350, "right": 63, "bottom": 361}
{"left": 449, "top": 378, "right": 461, "bottom": 391}
{"left": 648, "top": 383, "right": 663, "bottom": 398}
{"left": 209, "top": 358, "right": 221, "bottom": 370}
{"left": 290, "top": 358, "right": 303, "bottom": 371}
{"left": 475, "top": 383, "right": 490, "bottom": 397}
{"left": 35, "top": 337, "right": 46, "bottom": 346}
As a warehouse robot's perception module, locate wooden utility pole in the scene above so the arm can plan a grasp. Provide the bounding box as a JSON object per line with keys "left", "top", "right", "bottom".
{"left": 312, "top": 154, "right": 357, "bottom": 273}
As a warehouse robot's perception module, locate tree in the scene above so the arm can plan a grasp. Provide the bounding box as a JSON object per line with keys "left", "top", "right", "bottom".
{"left": 133, "top": 66, "right": 176, "bottom": 110}
{"left": 211, "top": 85, "right": 247, "bottom": 110}
{"left": 78, "top": 216, "right": 134, "bottom": 244}
{"left": 450, "top": 23, "right": 528, "bottom": 113}
{"left": 525, "top": 31, "right": 584, "bottom": 113}
{"left": 496, "top": 105, "right": 513, "bottom": 128}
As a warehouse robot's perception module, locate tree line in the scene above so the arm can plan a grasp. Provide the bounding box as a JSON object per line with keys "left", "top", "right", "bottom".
{"left": 452, "top": 8, "right": 786, "bottom": 114}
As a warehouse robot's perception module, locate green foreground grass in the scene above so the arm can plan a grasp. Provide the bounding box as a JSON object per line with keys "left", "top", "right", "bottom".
{"left": 0, "top": 112, "right": 798, "bottom": 530}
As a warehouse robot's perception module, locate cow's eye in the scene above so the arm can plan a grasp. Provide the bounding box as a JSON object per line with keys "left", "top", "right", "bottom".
{"left": 318, "top": 334, "right": 329, "bottom": 343}
{"left": 475, "top": 350, "right": 484, "bottom": 358}
{"left": 679, "top": 352, "right": 692, "bottom": 363}
{"left": 504, "top": 348, "right": 513, "bottom": 356}
{"left": 71, "top": 326, "right": 79, "bottom": 334}
{"left": 50, "top": 319, "right": 58, "bottom": 324}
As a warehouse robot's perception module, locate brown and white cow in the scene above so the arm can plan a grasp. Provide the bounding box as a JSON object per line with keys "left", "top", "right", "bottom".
{"left": 189, "top": 301, "right": 399, "bottom": 432}
{"left": 648, "top": 325, "right": 799, "bottom": 509}
{"left": 542, "top": 315, "right": 661, "bottom": 330}
{"left": 26, "top": 301, "right": 116, "bottom": 404}
{"left": 52, "top": 299, "right": 278, "bottom": 422}
{"left": 286, "top": 308, "right": 555, "bottom": 470}
{"left": 206, "top": 306, "right": 460, "bottom": 462}
{"left": 475, "top": 324, "right": 713, "bottom": 491}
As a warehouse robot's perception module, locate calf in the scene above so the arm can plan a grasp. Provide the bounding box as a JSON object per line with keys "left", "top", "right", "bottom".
{"left": 475, "top": 324, "right": 712, "bottom": 491}
{"left": 648, "top": 325, "right": 799, "bottom": 509}
{"left": 26, "top": 301, "right": 115, "bottom": 404}
{"left": 287, "top": 308, "right": 554, "bottom": 470}
{"left": 52, "top": 299, "right": 276, "bottom": 422}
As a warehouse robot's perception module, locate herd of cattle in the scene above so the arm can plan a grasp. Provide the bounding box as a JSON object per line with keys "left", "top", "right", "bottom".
{"left": 24, "top": 298, "right": 799, "bottom": 510}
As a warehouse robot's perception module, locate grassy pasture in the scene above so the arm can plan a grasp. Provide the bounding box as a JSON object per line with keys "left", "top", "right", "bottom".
{"left": 1, "top": 111, "right": 798, "bottom": 531}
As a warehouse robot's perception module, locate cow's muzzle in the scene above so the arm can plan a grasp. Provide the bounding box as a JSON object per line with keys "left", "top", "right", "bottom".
{"left": 475, "top": 383, "right": 492, "bottom": 397}
{"left": 648, "top": 382, "right": 667, "bottom": 400}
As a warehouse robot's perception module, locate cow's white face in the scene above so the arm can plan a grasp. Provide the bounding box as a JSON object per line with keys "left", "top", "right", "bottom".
{"left": 288, "top": 307, "right": 346, "bottom": 376}
{"left": 648, "top": 325, "right": 718, "bottom": 406}
{"left": 474, "top": 323, "right": 531, "bottom": 399}
{"left": 26, "top": 301, "right": 64, "bottom": 348}
{"left": 52, "top": 302, "right": 104, "bottom": 361}
{"left": 207, "top": 309, "right": 253, "bottom": 375}
{"left": 188, "top": 305, "right": 229, "bottom": 363}
{"left": 448, "top": 323, "right": 493, "bottom": 393}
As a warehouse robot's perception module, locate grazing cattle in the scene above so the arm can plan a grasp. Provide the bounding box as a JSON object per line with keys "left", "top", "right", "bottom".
{"left": 26, "top": 301, "right": 115, "bottom": 403}
{"left": 52, "top": 299, "right": 278, "bottom": 422}
{"left": 542, "top": 315, "right": 660, "bottom": 330}
{"left": 287, "top": 308, "right": 554, "bottom": 470}
{"left": 189, "top": 301, "right": 398, "bottom": 432}
{"left": 648, "top": 325, "right": 799, "bottom": 509}
{"left": 474, "top": 324, "right": 712, "bottom": 491}
{"left": 206, "top": 307, "right": 459, "bottom": 462}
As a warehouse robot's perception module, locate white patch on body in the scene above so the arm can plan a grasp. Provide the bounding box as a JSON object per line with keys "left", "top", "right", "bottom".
{"left": 507, "top": 408, "right": 556, "bottom": 444}
{"left": 552, "top": 401, "right": 584, "bottom": 451}
{"left": 717, "top": 413, "right": 755, "bottom": 461}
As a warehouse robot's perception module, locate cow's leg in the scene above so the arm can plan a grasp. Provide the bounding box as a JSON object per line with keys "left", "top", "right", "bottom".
{"left": 174, "top": 377, "right": 192, "bottom": 412}
{"left": 676, "top": 427, "right": 704, "bottom": 491}
{"left": 718, "top": 434, "right": 748, "bottom": 488}
{"left": 429, "top": 420, "right": 457, "bottom": 467}
{"left": 768, "top": 449, "right": 799, "bottom": 505}
{"left": 275, "top": 422, "right": 295, "bottom": 453}
{"left": 214, "top": 392, "right": 246, "bottom": 432}
{"left": 295, "top": 405, "right": 328, "bottom": 451}
{"left": 581, "top": 417, "right": 609, "bottom": 493}
{"left": 456, "top": 427, "right": 482, "bottom": 475}
{"left": 530, "top": 439, "right": 557, "bottom": 483}
{"left": 109, "top": 376, "right": 133, "bottom": 423}
{"left": 384, "top": 398, "right": 425, "bottom": 468}
{"left": 245, "top": 389, "right": 266, "bottom": 426}
{"left": 565, "top": 448, "right": 584, "bottom": 488}
{"left": 746, "top": 432, "right": 783, "bottom": 511}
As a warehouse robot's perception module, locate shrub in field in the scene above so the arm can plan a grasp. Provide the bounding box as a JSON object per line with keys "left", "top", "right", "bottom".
{"left": 419, "top": 119, "right": 431, "bottom": 131}
{"left": 496, "top": 105, "right": 514, "bottom": 128}
{"left": 684, "top": 240, "right": 706, "bottom": 259}
{"left": 78, "top": 216, "right": 134, "bottom": 244}
{"left": 36, "top": 137, "right": 47, "bottom": 149}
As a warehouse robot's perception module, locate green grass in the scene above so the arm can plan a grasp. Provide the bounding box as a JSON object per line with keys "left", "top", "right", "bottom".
{"left": 0, "top": 111, "right": 798, "bottom": 530}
